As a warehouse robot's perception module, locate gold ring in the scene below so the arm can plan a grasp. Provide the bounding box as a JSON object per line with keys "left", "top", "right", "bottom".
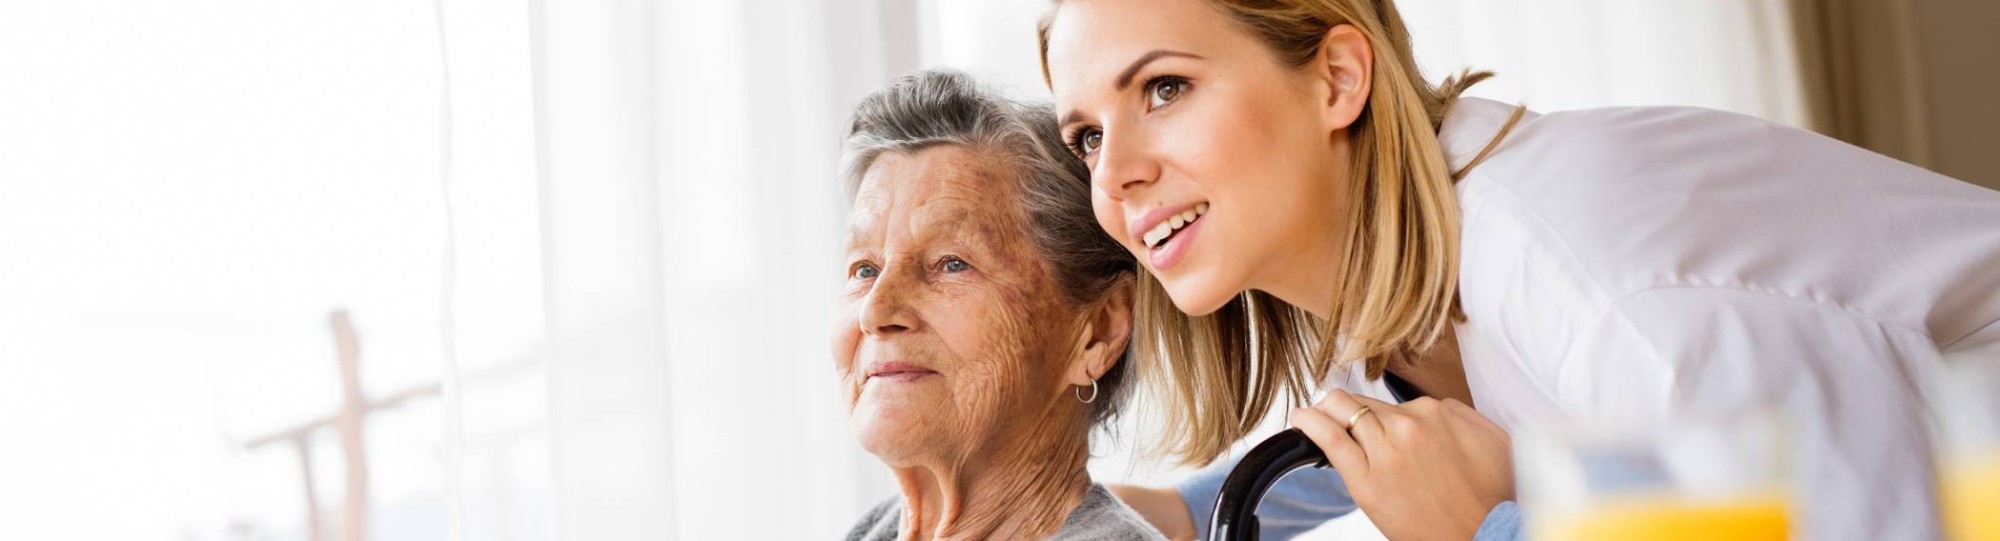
{"left": 1344, "top": 405, "right": 1374, "bottom": 429}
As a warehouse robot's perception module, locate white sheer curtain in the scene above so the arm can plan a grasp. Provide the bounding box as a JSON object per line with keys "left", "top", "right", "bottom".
{"left": 922, "top": 0, "right": 1811, "bottom": 124}
{"left": 499, "top": 1, "right": 920, "bottom": 539}
{"left": 1396, "top": 0, "right": 1809, "bottom": 126}
{"left": 0, "top": 1, "right": 538, "bottom": 539}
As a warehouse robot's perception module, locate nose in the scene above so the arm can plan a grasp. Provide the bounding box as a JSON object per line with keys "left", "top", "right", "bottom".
{"left": 1093, "top": 127, "right": 1162, "bottom": 201}
{"left": 856, "top": 265, "right": 919, "bottom": 336}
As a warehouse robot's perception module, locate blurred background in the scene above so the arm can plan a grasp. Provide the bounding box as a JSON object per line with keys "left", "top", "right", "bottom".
{"left": 0, "top": 1, "right": 1994, "bottom": 540}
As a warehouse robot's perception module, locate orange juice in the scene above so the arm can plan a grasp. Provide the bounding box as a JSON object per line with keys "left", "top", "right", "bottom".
{"left": 1945, "top": 456, "right": 2000, "bottom": 541}
{"left": 1535, "top": 494, "right": 1789, "bottom": 541}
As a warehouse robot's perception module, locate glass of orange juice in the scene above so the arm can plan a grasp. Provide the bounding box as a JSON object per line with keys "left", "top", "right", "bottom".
{"left": 1929, "top": 357, "right": 2000, "bottom": 541}
{"left": 1515, "top": 409, "right": 1791, "bottom": 541}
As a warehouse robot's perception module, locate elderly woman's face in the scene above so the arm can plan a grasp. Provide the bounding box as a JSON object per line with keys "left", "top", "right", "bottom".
{"left": 833, "top": 145, "right": 1083, "bottom": 466}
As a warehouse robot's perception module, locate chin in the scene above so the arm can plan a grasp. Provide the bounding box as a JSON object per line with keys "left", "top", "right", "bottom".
{"left": 850, "top": 417, "right": 919, "bottom": 465}
{"left": 1159, "top": 271, "right": 1240, "bottom": 317}
{"left": 849, "top": 404, "right": 944, "bottom": 466}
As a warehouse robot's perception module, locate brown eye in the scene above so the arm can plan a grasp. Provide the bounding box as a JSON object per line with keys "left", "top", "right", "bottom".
{"left": 1146, "top": 77, "right": 1188, "bottom": 110}
{"left": 1069, "top": 128, "right": 1103, "bottom": 157}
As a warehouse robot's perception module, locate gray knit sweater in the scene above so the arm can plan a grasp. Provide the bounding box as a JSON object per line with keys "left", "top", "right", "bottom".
{"left": 843, "top": 483, "right": 1168, "bottom": 541}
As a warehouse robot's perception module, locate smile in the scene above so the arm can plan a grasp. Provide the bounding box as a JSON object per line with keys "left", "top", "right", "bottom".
{"left": 1142, "top": 202, "right": 1208, "bottom": 249}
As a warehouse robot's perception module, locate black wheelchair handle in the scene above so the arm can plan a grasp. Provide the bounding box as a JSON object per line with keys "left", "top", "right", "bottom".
{"left": 1207, "top": 428, "right": 1329, "bottom": 541}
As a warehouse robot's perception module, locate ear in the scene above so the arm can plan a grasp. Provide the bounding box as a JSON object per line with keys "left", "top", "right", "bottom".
{"left": 1312, "top": 24, "right": 1374, "bottom": 133}
{"left": 1072, "top": 275, "right": 1136, "bottom": 387}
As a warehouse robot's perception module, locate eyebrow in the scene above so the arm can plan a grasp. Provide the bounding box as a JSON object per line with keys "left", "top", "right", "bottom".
{"left": 1116, "top": 49, "right": 1202, "bottom": 90}
{"left": 1061, "top": 49, "right": 1205, "bottom": 127}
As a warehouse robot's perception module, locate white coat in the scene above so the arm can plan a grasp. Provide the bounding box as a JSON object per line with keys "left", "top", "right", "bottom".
{"left": 1334, "top": 97, "right": 2000, "bottom": 540}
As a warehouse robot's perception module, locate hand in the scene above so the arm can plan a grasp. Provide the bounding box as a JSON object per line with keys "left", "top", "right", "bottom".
{"left": 1290, "top": 389, "right": 1514, "bottom": 541}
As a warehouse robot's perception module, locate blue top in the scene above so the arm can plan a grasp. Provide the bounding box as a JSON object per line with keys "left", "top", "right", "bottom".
{"left": 1175, "top": 375, "right": 1524, "bottom": 540}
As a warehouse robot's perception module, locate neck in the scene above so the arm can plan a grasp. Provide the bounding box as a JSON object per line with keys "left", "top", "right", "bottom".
{"left": 1246, "top": 193, "right": 1472, "bottom": 407}
{"left": 1253, "top": 235, "right": 1344, "bottom": 319}
{"left": 1386, "top": 325, "right": 1475, "bottom": 406}
{"left": 1255, "top": 140, "right": 1358, "bottom": 319}
{"left": 890, "top": 411, "right": 1093, "bottom": 540}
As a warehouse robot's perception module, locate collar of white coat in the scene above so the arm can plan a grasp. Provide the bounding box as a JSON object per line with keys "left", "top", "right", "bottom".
{"left": 1310, "top": 98, "right": 1533, "bottom": 405}
{"left": 1318, "top": 364, "right": 1400, "bottom": 404}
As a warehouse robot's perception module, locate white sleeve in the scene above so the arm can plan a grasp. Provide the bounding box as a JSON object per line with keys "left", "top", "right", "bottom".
{"left": 1560, "top": 287, "right": 1942, "bottom": 540}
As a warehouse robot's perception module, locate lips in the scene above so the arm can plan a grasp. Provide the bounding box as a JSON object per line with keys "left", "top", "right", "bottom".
{"left": 864, "top": 361, "right": 937, "bottom": 382}
{"left": 1125, "top": 202, "right": 1210, "bottom": 271}
{"left": 1129, "top": 202, "right": 1209, "bottom": 250}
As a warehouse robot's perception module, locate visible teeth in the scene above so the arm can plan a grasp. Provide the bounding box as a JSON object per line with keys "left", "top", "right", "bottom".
{"left": 1144, "top": 223, "right": 1170, "bottom": 247}
{"left": 1142, "top": 203, "right": 1210, "bottom": 249}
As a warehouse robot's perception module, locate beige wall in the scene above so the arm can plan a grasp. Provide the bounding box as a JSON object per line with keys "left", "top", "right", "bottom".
{"left": 1912, "top": 1, "right": 2000, "bottom": 190}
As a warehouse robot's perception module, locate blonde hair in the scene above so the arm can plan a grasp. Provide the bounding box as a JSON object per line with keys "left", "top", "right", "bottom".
{"left": 1036, "top": 0, "right": 1519, "bottom": 465}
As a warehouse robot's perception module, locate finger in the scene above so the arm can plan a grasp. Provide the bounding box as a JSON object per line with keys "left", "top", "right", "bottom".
{"left": 1345, "top": 394, "right": 1409, "bottom": 443}
{"left": 1311, "top": 389, "right": 1389, "bottom": 447}
{"left": 1289, "top": 406, "right": 1370, "bottom": 479}
{"left": 1349, "top": 394, "right": 1404, "bottom": 413}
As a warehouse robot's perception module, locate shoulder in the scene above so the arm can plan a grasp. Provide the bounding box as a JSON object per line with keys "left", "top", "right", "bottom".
{"left": 1445, "top": 98, "right": 2000, "bottom": 340}
{"left": 1047, "top": 484, "right": 1169, "bottom": 541}
{"left": 1441, "top": 97, "right": 1794, "bottom": 181}
{"left": 1445, "top": 100, "right": 1813, "bottom": 293}
{"left": 843, "top": 496, "right": 902, "bottom": 541}
{"left": 1439, "top": 100, "right": 2000, "bottom": 417}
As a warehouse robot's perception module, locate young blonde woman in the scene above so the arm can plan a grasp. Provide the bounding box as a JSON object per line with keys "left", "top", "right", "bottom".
{"left": 1037, "top": 0, "right": 2000, "bottom": 539}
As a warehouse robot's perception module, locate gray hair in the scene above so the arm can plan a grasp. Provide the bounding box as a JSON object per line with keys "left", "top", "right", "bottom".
{"left": 840, "top": 69, "right": 1136, "bottom": 428}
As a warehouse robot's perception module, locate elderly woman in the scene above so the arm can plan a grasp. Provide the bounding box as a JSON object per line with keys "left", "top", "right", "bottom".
{"left": 833, "top": 69, "right": 1167, "bottom": 541}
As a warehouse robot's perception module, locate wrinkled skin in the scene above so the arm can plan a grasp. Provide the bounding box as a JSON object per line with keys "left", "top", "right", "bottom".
{"left": 832, "top": 145, "right": 1127, "bottom": 540}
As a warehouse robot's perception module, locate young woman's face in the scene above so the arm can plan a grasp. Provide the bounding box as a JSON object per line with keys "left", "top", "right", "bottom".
{"left": 1047, "top": 0, "right": 1351, "bottom": 316}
